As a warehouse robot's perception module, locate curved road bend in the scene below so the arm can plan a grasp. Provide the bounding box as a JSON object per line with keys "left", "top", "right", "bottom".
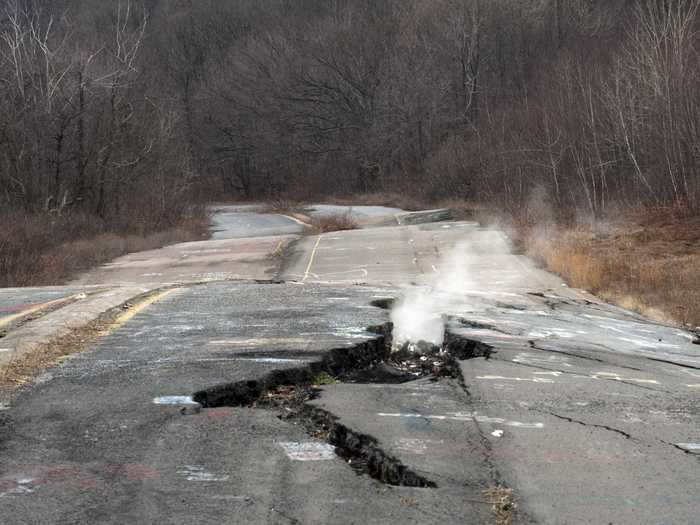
{"left": 0, "top": 205, "right": 697, "bottom": 524}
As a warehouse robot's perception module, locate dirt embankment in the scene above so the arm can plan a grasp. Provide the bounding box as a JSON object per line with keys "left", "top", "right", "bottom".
{"left": 513, "top": 209, "right": 700, "bottom": 328}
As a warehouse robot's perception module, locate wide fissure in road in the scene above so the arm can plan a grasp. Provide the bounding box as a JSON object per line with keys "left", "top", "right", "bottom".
{"left": 0, "top": 205, "right": 698, "bottom": 525}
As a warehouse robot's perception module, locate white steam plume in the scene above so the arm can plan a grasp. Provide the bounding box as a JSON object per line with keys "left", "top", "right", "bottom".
{"left": 391, "top": 233, "right": 513, "bottom": 351}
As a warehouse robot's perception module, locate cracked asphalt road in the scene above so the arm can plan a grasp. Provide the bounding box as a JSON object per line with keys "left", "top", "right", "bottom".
{"left": 0, "top": 205, "right": 698, "bottom": 524}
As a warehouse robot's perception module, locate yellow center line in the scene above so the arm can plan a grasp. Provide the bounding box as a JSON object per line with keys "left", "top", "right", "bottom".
{"left": 303, "top": 235, "right": 324, "bottom": 282}
{"left": 0, "top": 296, "right": 76, "bottom": 329}
{"left": 281, "top": 214, "right": 311, "bottom": 227}
{"left": 270, "top": 239, "right": 285, "bottom": 257}
{"left": 99, "top": 288, "right": 182, "bottom": 335}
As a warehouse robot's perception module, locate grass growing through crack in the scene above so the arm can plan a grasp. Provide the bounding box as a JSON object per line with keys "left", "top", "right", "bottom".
{"left": 483, "top": 486, "right": 516, "bottom": 525}
{"left": 312, "top": 372, "right": 338, "bottom": 385}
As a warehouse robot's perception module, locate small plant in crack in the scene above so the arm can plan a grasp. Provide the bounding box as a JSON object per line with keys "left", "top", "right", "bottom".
{"left": 483, "top": 485, "right": 517, "bottom": 525}
{"left": 252, "top": 384, "right": 317, "bottom": 411}
{"left": 312, "top": 372, "right": 338, "bottom": 385}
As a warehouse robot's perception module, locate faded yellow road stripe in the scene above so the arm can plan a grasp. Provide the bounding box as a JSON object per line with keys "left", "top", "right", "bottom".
{"left": 99, "top": 288, "right": 182, "bottom": 335}
{"left": 303, "top": 235, "right": 323, "bottom": 282}
{"left": 281, "top": 214, "right": 311, "bottom": 227}
{"left": 271, "top": 239, "right": 285, "bottom": 257}
{"left": 0, "top": 296, "right": 76, "bottom": 329}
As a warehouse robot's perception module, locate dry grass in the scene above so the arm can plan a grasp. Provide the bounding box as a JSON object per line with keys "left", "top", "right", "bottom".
{"left": 0, "top": 320, "right": 103, "bottom": 396}
{"left": 310, "top": 212, "right": 359, "bottom": 233}
{"left": 251, "top": 200, "right": 359, "bottom": 233}
{"left": 257, "top": 199, "right": 310, "bottom": 216}
{"left": 0, "top": 211, "right": 209, "bottom": 287}
{"left": 0, "top": 306, "right": 125, "bottom": 401}
{"left": 327, "top": 192, "right": 424, "bottom": 211}
{"left": 483, "top": 486, "right": 516, "bottom": 525}
{"left": 326, "top": 192, "right": 487, "bottom": 219}
{"left": 515, "top": 209, "right": 700, "bottom": 327}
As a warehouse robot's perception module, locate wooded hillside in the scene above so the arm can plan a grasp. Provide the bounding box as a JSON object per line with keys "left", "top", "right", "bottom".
{"left": 2, "top": 0, "right": 699, "bottom": 220}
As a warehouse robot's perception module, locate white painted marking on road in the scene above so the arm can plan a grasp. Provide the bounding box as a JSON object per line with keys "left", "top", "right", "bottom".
{"left": 687, "top": 384, "right": 700, "bottom": 388}
{"left": 278, "top": 441, "right": 336, "bottom": 461}
{"left": 153, "top": 396, "right": 199, "bottom": 406}
{"left": 618, "top": 336, "right": 681, "bottom": 349}
{"left": 431, "top": 264, "right": 439, "bottom": 273}
{"left": 208, "top": 337, "right": 311, "bottom": 346}
{"left": 317, "top": 269, "right": 369, "bottom": 278}
{"left": 377, "top": 412, "right": 544, "bottom": 429}
{"left": 178, "top": 465, "right": 230, "bottom": 482}
{"left": 534, "top": 371, "right": 563, "bottom": 377}
{"left": 209, "top": 495, "right": 252, "bottom": 502}
{"left": 491, "top": 430, "right": 504, "bottom": 437}
{"left": 394, "top": 438, "right": 444, "bottom": 455}
{"left": 0, "top": 348, "right": 11, "bottom": 353}
{"left": 513, "top": 352, "right": 573, "bottom": 368}
{"left": 234, "top": 357, "right": 304, "bottom": 364}
{"left": 675, "top": 443, "right": 700, "bottom": 453}
{"left": 0, "top": 477, "right": 34, "bottom": 498}
{"left": 474, "top": 416, "right": 544, "bottom": 428}
{"left": 476, "top": 375, "right": 555, "bottom": 384}
{"left": 590, "top": 372, "right": 659, "bottom": 384}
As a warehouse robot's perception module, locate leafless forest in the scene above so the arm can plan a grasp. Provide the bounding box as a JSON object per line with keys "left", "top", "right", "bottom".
{"left": 2, "top": 0, "right": 700, "bottom": 284}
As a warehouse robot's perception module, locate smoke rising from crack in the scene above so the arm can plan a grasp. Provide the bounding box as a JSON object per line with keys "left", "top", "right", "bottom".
{"left": 391, "top": 232, "right": 516, "bottom": 350}
{"left": 391, "top": 240, "right": 476, "bottom": 349}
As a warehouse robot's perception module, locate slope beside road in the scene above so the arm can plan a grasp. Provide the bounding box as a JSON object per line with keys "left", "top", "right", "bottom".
{"left": 0, "top": 205, "right": 698, "bottom": 524}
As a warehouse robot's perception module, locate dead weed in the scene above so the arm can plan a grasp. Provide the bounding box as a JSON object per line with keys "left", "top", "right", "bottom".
{"left": 310, "top": 212, "right": 358, "bottom": 234}
{"left": 515, "top": 210, "right": 700, "bottom": 327}
{"left": 0, "top": 319, "right": 104, "bottom": 397}
{"left": 484, "top": 485, "right": 516, "bottom": 525}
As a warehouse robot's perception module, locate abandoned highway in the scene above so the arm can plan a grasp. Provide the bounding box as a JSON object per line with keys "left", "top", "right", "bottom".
{"left": 0, "top": 205, "right": 698, "bottom": 525}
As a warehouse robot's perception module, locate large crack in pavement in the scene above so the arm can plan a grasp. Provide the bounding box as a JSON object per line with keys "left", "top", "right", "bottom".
{"left": 537, "top": 410, "right": 633, "bottom": 439}
{"left": 645, "top": 356, "right": 700, "bottom": 370}
{"left": 191, "top": 316, "right": 497, "bottom": 490}
{"left": 535, "top": 410, "right": 700, "bottom": 458}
